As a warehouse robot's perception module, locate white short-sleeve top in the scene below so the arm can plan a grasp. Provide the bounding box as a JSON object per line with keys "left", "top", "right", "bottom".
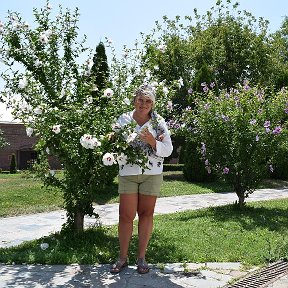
{"left": 116, "top": 110, "right": 173, "bottom": 176}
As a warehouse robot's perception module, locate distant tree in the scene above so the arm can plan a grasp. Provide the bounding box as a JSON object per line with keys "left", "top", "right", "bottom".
{"left": 270, "top": 16, "right": 288, "bottom": 90}
{"left": 9, "top": 153, "right": 17, "bottom": 174}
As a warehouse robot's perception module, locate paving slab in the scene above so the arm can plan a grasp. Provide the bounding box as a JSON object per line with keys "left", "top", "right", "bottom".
{"left": 0, "top": 262, "right": 254, "bottom": 288}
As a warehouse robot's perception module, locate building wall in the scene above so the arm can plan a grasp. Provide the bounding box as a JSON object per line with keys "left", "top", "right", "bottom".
{"left": 0, "top": 122, "right": 61, "bottom": 171}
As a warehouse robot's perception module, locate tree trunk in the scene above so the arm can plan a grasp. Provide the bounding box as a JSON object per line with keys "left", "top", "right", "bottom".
{"left": 74, "top": 211, "right": 85, "bottom": 233}
{"left": 234, "top": 180, "right": 246, "bottom": 209}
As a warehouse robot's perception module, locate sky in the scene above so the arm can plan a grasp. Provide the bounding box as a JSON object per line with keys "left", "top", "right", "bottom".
{"left": 0, "top": 0, "right": 287, "bottom": 121}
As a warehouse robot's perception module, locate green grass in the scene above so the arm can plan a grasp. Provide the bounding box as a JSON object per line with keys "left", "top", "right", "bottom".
{"left": 0, "top": 173, "right": 63, "bottom": 217}
{"left": 0, "top": 171, "right": 234, "bottom": 217}
{"left": 0, "top": 198, "right": 287, "bottom": 266}
{"left": 1, "top": 172, "right": 287, "bottom": 217}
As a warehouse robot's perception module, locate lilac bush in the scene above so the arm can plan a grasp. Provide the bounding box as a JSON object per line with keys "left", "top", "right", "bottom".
{"left": 184, "top": 83, "right": 288, "bottom": 206}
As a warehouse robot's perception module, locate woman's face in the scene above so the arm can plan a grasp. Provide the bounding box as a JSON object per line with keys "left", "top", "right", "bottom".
{"left": 134, "top": 95, "right": 153, "bottom": 115}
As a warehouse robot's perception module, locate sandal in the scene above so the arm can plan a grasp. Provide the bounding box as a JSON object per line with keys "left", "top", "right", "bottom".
{"left": 136, "top": 258, "right": 150, "bottom": 274}
{"left": 110, "top": 258, "right": 128, "bottom": 274}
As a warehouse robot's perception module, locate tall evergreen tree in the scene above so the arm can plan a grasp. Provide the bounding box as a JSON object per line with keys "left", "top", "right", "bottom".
{"left": 91, "top": 41, "right": 109, "bottom": 93}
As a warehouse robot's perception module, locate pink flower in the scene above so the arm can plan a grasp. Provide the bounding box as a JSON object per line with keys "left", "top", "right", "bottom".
{"left": 223, "top": 167, "right": 230, "bottom": 174}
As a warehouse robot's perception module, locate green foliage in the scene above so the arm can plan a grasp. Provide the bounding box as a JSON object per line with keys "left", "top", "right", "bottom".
{"left": 183, "top": 139, "right": 216, "bottom": 182}
{"left": 184, "top": 84, "right": 288, "bottom": 205}
{"left": 9, "top": 153, "right": 17, "bottom": 174}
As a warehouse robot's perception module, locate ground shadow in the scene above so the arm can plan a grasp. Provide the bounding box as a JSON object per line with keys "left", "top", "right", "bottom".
{"left": 0, "top": 263, "right": 187, "bottom": 287}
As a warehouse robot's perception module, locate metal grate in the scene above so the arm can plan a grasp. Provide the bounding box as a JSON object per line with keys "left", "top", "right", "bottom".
{"left": 227, "top": 260, "right": 288, "bottom": 288}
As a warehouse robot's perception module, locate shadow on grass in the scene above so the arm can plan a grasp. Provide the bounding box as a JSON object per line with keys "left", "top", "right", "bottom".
{"left": 0, "top": 226, "right": 179, "bottom": 265}
{"left": 177, "top": 200, "right": 288, "bottom": 233}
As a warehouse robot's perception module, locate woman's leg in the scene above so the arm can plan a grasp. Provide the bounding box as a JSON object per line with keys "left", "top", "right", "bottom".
{"left": 118, "top": 193, "right": 138, "bottom": 260}
{"left": 137, "top": 194, "right": 157, "bottom": 259}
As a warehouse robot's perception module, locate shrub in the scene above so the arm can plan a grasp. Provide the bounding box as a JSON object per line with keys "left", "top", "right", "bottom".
{"left": 9, "top": 154, "right": 17, "bottom": 174}
{"left": 183, "top": 83, "right": 288, "bottom": 206}
{"left": 163, "top": 164, "right": 184, "bottom": 172}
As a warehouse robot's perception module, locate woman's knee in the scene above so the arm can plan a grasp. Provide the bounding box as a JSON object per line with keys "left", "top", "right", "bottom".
{"left": 119, "top": 211, "right": 136, "bottom": 223}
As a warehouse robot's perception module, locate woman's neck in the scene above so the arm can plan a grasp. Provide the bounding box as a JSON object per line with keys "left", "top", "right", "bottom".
{"left": 133, "top": 110, "right": 151, "bottom": 126}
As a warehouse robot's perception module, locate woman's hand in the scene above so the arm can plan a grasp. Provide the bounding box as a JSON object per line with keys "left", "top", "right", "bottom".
{"left": 139, "top": 128, "right": 156, "bottom": 150}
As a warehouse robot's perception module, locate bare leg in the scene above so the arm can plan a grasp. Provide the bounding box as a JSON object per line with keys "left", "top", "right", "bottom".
{"left": 137, "top": 194, "right": 157, "bottom": 259}
{"left": 118, "top": 194, "right": 138, "bottom": 260}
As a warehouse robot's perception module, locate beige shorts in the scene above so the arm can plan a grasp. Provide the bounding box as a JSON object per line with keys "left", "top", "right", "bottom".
{"left": 118, "top": 174, "right": 163, "bottom": 197}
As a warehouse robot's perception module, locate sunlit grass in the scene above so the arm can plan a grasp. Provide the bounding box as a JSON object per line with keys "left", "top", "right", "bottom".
{"left": 0, "top": 198, "right": 287, "bottom": 266}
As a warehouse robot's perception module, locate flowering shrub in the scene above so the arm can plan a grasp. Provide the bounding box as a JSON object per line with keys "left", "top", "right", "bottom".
{"left": 184, "top": 83, "right": 288, "bottom": 206}
{"left": 0, "top": 2, "right": 174, "bottom": 231}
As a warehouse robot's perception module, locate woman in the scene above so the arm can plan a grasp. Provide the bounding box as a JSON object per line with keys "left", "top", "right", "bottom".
{"left": 111, "top": 84, "right": 173, "bottom": 274}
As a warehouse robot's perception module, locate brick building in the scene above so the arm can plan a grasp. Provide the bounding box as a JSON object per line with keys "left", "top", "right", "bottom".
{"left": 0, "top": 122, "right": 61, "bottom": 171}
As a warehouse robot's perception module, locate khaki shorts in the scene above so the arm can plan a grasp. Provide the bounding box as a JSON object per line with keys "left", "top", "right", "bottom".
{"left": 118, "top": 174, "right": 163, "bottom": 197}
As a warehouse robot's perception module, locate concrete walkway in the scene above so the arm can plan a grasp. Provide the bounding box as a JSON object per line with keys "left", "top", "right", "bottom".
{"left": 0, "top": 188, "right": 288, "bottom": 287}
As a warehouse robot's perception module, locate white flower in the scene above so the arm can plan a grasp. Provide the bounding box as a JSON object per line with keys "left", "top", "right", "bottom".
{"left": 123, "top": 98, "right": 130, "bottom": 105}
{"left": 154, "top": 65, "right": 159, "bottom": 71}
{"left": 34, "top": 59, "right": 42, "bottom": 67}
{"left": 40, "top": 243, "right": 49, "bottom": 250}
{"left": 102, "top": 152, "right": 116, "bottom": 166}
{"left": 19, "top": 77, "right": 27, "bottom": 89}
{"left": 151, "top": 81, "right": 158, "bottom": 88}
{"left": 112, "top": 123, "right": 121, "bottom": 132}
{"left": 39, "top": 32, "right": 49, "bottom": 44}
{"left": 103, "top": 88, "right": 114, "bottom": 98}
{"left": 166, "top": 101, "right": 173, "bottom": 111}
{"left": 80, "top": 134, "right": 101, "bottom": 149}
{"left": 46, "top": 147, "right": 50, "bottom": 154}
{"left": 52, "top": 125, "right": 61, "bottom": 134}
{"left": 44, "top": 29, "right": 53, "bottom": 38}
{"left": 158, "top": 44, "right": 167, "bottom": 53}
{"left": 127, "top": 132, "right": 137, "bottom": 144}
{"left": 34, "top": 107, "right": 42, "bottom": 115}
{"left": 163, "top": 86, "right": 169, "bottom": 95}
{"left": 26, "top": 127, "right": 33, "bottom": 137}
{"left": 117, "top": 153, "right": 127, "bottom": 165}
{"left": 50, "top": 170, "right": 55, "bottom": 176}
{"left": 178, "top": 77, "right": 184, "bottom": 88}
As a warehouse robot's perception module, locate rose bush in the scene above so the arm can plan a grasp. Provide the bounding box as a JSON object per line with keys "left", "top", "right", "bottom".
{"left": 183, "top": 82, "right": 288, "bottom": 206}
{"left": 0, "top": 2, "right": 174, "bottom": 232}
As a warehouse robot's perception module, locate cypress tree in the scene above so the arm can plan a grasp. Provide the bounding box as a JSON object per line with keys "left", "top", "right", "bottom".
{"left": 91, "top": 41, "right": 109, "bottom": 92}
{"left": 10, "top": 153, "right": 17, "bottom": 174}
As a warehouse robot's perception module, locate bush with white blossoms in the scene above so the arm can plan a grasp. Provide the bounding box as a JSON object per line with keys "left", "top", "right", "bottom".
{"left": 184, "top": 82, "right": 288, "bottom": 207}
{"left": 0, "top": 2, "right": 175, "bottom": 232}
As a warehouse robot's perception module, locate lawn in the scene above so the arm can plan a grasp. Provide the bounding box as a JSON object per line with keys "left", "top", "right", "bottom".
{"left": 0, "top": 171, "right": 287, "bottom": 266}
{"left": 1, "top": 171, "right": 287, "bottom": 217}
{"left": 0, "top": 198, "right": 287, "bottom": 266}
